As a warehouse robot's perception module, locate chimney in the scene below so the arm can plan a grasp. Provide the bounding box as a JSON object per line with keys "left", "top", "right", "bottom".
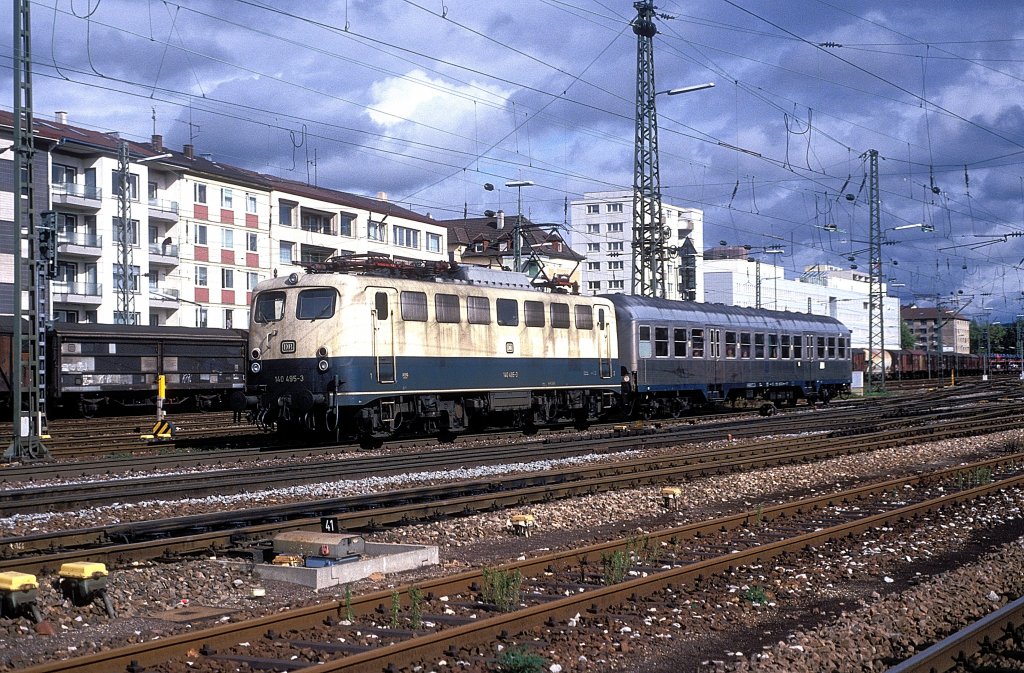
{"left": 496, "top": 210, "right": 505, "bottom": 230}
{"left": 183, "top": 144, "right": 194, "bottom": 160}
{"left": 55, "top": 111, "right": 68, "bottom": 124}
{"left": 151, "top": 134, "right": 163, "bottom": 152}
{"left": 376, "top": 191, "right": 388, "bottom": 201}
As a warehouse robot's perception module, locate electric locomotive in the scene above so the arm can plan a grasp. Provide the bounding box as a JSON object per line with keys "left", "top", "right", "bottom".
{"left": 609, "top": 295, "right": 851, "bottom": 416}
{"left": 243, "top": 256, "right": 620, "bottom": 444}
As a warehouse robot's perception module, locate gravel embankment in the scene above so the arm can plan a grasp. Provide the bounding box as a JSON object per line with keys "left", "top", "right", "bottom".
{"left": 1, "top": 429, "right": 1022, "bottom": 671}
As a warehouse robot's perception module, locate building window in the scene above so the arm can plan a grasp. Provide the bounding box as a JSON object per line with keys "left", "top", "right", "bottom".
{"left": 246, "top": 194, "right": 257, "bottom": 213}
{"left": 197, "top": 307, "right": 208, "bottom": 328}
{"left": 586, "top": 204, "right": 599, "bottom": 214}
{"left": 195, "top": 224, "right": 207, "bottom": 245}
{"left": 221, "top": 188, "right": 233, "bottom": 209}
{"left": 587, "top": 223, "right": 600, "bottom": 234}
{"left": 587, "top": 243, "right": 600, "bottom": 253}
{"left": 114, "top": 218, "right": 140, "bottom": 246}
{"left": 52, "top": 164, "right": 76, "bottom": 184}
{"left": 587, "top": 261, "right": 600, "bottom": 271}
{"left": 607, "top": 242, "right": 623, "bottom": 252}
{"left": 195, "top": 266, "right": 208, "bottom": 287}
{"left": 279, "top": 201, "right": 295, "bottom": 226}
{"left": 222, "top": 228, "right": 234, "bottom": 249}
{"left": 247, "top": 232, "right": 258, "bottom": 253}
{"left": 224, "top": 309, "right": 234, "bottom": 329}
{"left": 608, "top": 222, "right": 623, "bottom": 233}
{"left": 607, "top": 203, "right": 623, "bottom": 213}
{"left": 608, "top": 280, "right": 624, "bottom": 290}
{"left": 247, "top": 272, "right": 260, "bottom": 290}
{"left": 222, "top": 268, "right": 234, "bottom": 289}
{"left": 368, "top": 219, "right": 386, "bottom": 242}
{"left": 339, "top": 212, "right": 355, "bottom": 237}
{"left": 194, "top": 183, "right": 207, "bottom": 204}
{"left": 113, "top": 264, "right": 140, "bottom": 292}
{"left": 111, "top": 171, "right": 139, "bottom": 200}
{"left": 301, "top": 210, "right": 333, "bottom": 235}
{"left": 608, "top": 261, "right": 623, "bottom": 271}
{"left": 393, "top": 225, "right": 420, "bottom": 248}
{"left": 587, "top": 280, "right": 601, "bottom": 292}
{"left": 279, "top": 241, "right": 294, "bottom": 264}
{"left": 426, "top": 232, "right": 442, "bottom": 253}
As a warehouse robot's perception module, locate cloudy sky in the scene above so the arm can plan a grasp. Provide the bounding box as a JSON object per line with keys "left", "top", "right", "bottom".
{"left": 6, "top": 0, "right": 1024, "bottom": 322}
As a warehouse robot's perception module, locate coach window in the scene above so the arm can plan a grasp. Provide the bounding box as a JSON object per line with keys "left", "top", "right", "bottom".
{"left": 575, "top": 305, "right": 593, "bottom": 330}
{"left": 551, "top": 303, "right": 570, "bottom": 329}
{"left": 524, "top": 300, "right": 545, "bottom": 327}
{"left": 435, "top": 293, "right": 461, "bottom": 323}
{"left": 737, "top": 329, "right": 753, "bottom": 356}
{"left": 638, "top": 326, "right": 653, "bottom": 358}
{"left": 793, "top": 335, "right": 803, "bottom": 359}
{"left": 497, "top": 298, "right": 519, "bottom": 326}
{"left": 723, "top": 331, "right": 736, "bottom": 358}
{"left": 655, "top": 327, "right": 669, "bottom": 357}
{"left": 838, "top": 336, "right": 847, "bottom": 358}
{"left": 817, "top": 336, "right": 827, "bottom": 359}
{"left": 467, "top": 295, "right": 490, "bottom": 324}
{"left": 400, "top": 291, "right": 428, "bottom": 322}
{"left": 374, "top": 292, "right": 389, "bottom": 320}
{"left": 253, "top": 290, "right": 285, "bottom": 323}
{"left": 673, "top": 328, "right": 687, "bottom": 357}
{"left": 296, "top": 288, "right": 336, "bottom": 320}
{"left": 755, "top": 333, "right": 765, "bottom": 358}
{"left": 768, "top": 334, "right": 779, "bottom": 358}
{"left": 781, "top": 335, "right": 791, "bottom": 358}
{"left": 827, "top": 336, "right": 836, "bottom": 359}
{"left": 691, "top": 328, "right": 705, "bottom": 358}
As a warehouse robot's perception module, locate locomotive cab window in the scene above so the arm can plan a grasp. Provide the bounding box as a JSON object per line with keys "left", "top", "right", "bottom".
{"left": 524, "top": 300, "right": 545, "bottom": 327}
{"left": 400, "top": 291, "right": 428, "bottom": 322}
{"left": 575, "top": 305, "right": 593, "bottom": 330}
{"left": 550, "top": 303, "right": 570, "bottom": 329}
{"left": 435, "top": 293, "right": 461, "bottom": 323}
{"left": 297, "top": 288, "right": 337, "bottom": 320}
{"left": 467, "top": 295, "right": 490, "bottom": 324}
{"left": 496, "top": 299, "right": 519, "bottom": 326}
{"left": 253, "top": 291, "right": 285, "bottom": 323}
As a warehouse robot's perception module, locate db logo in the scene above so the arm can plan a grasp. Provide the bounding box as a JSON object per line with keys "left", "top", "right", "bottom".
{"left": 320, "top": 544, "right": 330, "bottom": 556}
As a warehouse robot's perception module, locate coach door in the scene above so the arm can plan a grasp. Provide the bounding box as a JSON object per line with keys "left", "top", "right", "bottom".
{"left": 367, "top": 288, "right": 396, "bottom": 384}
{"left": 597, "top": 307, "right": 612, "bottom": 378}
{"left": 708, "top": 327, "right": 723, "bottom": 397}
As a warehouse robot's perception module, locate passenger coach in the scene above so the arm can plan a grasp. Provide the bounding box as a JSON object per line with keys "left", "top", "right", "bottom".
{"left": 245, "top": 257, "right": 620, "bottom": 442}
{"left": 609, "top": 295, "right": 851, "bottom": 415}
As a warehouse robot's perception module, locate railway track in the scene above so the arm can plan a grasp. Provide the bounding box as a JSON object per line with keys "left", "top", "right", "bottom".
{"left": 4, "top": 404, "right": 1022, "bottom": 574}
{"left": 15, "top": 449, "right": 1024, "bottom": 673}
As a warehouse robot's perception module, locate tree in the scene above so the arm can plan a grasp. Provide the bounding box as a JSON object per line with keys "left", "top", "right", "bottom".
{"left": 900, "top": 321, "right": 915, "bottom": 350}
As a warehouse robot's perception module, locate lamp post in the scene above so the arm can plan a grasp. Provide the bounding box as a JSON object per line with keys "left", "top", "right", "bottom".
{"left": 505, "top": 180, "right": 533, "bottom": 273}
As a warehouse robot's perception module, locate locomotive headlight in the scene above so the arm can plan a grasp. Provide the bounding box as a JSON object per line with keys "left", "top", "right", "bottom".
{"left": 317, "top": 359, "right": 330, "bottom": 372}
{"left": 316, "top": 346, "right": 328, "bottom": 358}
{"left": 622, "top": 373, "right": 631, "bottom": 383}
{"left": 250, "top": 348, "right": 261, "bottom": 360}
{"left": 250, "top": 361, "right": 262, "bottom": 374}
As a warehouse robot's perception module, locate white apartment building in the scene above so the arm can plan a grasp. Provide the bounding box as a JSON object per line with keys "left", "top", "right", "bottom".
{"left": 1, "top": 112, "right": 448, "bottom": 329}
{"left": 703, "top": 252, "right": 901, "bottom": 350}
{"left": 570, "top": 190, "right": 704, "bottom": 301}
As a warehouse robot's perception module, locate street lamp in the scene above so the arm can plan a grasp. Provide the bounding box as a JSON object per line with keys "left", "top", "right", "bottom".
{"left": 659, "top": 82, "right": 715, "bottom": 96}
{"left": 743, "top": 245, "right": 784, "bottom": 309}
{"left": 505, "top": 180, "right": 534, "bottom": 273}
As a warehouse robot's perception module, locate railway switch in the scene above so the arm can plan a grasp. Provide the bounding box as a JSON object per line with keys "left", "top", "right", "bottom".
{"left": 0, "top": 571, "right": 42, "bottom": 623}
{"left": 508, "top": 514, "right": 535, "bottom": 536}
{"left": 661, "top": 486, "right": 682, "bottom": 509}
{"left": 58, "top": 562, "right": 116, "bottom": 618}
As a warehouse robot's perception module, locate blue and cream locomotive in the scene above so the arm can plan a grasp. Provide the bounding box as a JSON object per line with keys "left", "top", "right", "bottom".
{"left": 244, "top": 256, "right": 851, "bottom": 442}
{"left": 245, "top": 257, "right": 620, "bottom": 443}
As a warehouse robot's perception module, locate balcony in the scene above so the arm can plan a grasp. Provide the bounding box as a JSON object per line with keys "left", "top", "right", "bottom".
{"left": 51, "top": 182, "right": 102, "bottom": 211}
{"left": 150, "top": 287, "right": 180, "bottom": 309}
{"left": 52, "top": 281, "right": 103, "bottom": 305}
{"left": 148, "top": 242, "right": 180, "bottom": 267}
{"left": 58, "top": 232, "right": 102, "bottom": 258}
{"left": 148, "top": 198, "right": 180, "bottom": 223}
